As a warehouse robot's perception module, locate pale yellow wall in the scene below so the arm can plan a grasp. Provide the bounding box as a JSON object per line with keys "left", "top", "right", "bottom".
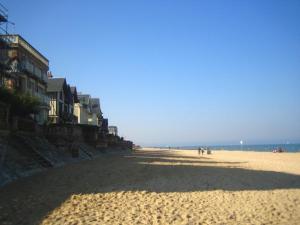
{"left": 49, "top": 99, "right": 57, "bottom": 116}
{"left": 74, "top": 103, "right": 80, "bottom": 123}
{"left": 88, "top": 113, "right": 98, "bottom": 126}
{"left": 74, "top": 103, "right": 89, "bottom": 124}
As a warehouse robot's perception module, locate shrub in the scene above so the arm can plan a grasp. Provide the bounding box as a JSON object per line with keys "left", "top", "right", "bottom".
{"left": 0, "top": 87, "right": 41, "bottom": 117}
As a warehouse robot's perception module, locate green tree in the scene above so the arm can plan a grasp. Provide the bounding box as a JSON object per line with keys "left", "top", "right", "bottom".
{"left": 0, "top": 87, "right": 41, "bottom": 117}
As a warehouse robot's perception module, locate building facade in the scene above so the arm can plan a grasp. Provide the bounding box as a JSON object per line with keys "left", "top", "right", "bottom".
{"left": 70, "top": 86, "right": 79, "bottom": 123}
{"left": 75, "top": 93, "right": 91, "bottom": 125}
{"left": 47, "top": 77, "right": 75, "bottom": 124}
{"left": 74, "top": 102, "right": 88, "bottom": 124}
{"left": 0, "top": 5, "right": 12, "bottom": 88}
{"left": 0, "top": 34, "right": 50, "bottom": 124}
{"left": 101, "top": 118, "right": 109, "bottom": 134}
{"left": 76, "top": 93, "right": 103, "bottom": 126}
{"left": 108, "top": 126, "right": 118, "bottom": 136}
{"left": 90, "top": 98, "right": 103, "bottom": 126}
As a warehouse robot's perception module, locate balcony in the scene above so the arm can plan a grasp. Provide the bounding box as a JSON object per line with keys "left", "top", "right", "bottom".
{"left": 0, "top": 35, "right": 10, "bottom": 45}
{"left": 0, "top": 37, "right": 10, "bottom": 70}
{"left": 19, "top": 60, "right": 48, "bottom": 83}
{"left": 33, "top": 92, "right": 50, "bottom": 108}
{"left": 0, "top": 35, "right": 49, "bottom": 67}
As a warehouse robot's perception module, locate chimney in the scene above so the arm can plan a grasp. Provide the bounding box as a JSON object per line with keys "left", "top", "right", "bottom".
{"left": 47, "top": 71, "right": 53, "bottom": 78}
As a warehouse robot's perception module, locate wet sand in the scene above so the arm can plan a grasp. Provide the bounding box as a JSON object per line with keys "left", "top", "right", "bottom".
{"left": 0, "top": 148, "right": 300, "bottom": 225}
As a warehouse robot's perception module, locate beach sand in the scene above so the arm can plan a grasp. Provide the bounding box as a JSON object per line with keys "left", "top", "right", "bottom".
{"left": 1, "top": 148, "right": 300, "bottom": 225}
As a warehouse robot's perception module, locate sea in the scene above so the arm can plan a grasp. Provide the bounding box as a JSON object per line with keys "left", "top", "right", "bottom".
{"left": 177, "top": 144, "right": 300, "bottom": 152}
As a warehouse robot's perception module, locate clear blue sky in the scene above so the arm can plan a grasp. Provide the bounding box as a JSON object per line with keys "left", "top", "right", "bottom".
{"left": 3, "top": 0, "right": 300, "bottom": 146}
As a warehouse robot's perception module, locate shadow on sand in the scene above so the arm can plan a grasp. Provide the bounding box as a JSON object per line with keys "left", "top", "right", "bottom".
{"left": 0, "top": 150, "right": 300, "bottom": 224}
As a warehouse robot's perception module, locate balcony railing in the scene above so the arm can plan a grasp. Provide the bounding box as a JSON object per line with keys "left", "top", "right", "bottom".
{"left": 0, "top": 35, "right": 11, "bottom": 45}
{"left": 1, "top": 35, "right": 49, "bottom": 67}
{"left": 19, "top": 60, "right": 48, "bottom": 83}
{"left": 33, "top": 92, "right": 50, "bottom": 107}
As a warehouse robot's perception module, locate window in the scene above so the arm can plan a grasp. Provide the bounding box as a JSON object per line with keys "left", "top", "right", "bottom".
{"left": 34, "top": 67, "right": 42, "bottom": 78}
{"left": 41, "top": 71, "right": 47, "bottom": 81}
{"left": 26, "top": 60, "right": 34, "bottom": 73}
{"left": 38, "top": 86, "right": 44, "bottom": 94}
{"left": 27, "top": 79, "right": 31, "bottom": 89}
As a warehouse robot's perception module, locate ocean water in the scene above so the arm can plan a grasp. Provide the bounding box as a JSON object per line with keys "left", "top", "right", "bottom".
{"left": 179, "top": 144, "right": 300, "bottom": 152}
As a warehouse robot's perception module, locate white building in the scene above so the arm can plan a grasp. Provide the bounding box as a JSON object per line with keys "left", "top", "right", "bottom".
{"left": 74, "top": 102, "right": 89, "bottom": 124}
{"left": 76, "top": 93, "right": 103, "bottom": 126}
{"left": 108, "top": 126, "right": 118, "bottom": 136}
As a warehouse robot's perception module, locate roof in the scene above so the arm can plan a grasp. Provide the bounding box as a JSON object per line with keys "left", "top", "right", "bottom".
{"left": 90, "top": 98, "right": 100, "bottom": 106}
{"left": 70, "top": 86, "right": 77, "bottom": 94}
{"left": 70, "top": 86, "right": 79, "bottom": 103}
{"left": 47, "top": 78, "right": 66, "bottom": 92}
{"left": 77, "top": 93, "right": 90, "bottom": 98}
{"left": 90, "top": 98, "right": 102, "bottom": 114}
{"left": 0, "top": 34, "right": 49, "bottom": 66}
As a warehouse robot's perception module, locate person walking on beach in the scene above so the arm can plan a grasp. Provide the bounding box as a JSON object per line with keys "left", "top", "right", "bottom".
{"left": 201, "top": 148, "right": 204, "bottom": 155}
{"left": 198, "top": 147, "right": 201, "bottom": 155}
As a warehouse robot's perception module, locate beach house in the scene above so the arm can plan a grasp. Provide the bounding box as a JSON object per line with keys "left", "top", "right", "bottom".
{"left": 0, "top": 34, "right": 50, "bottom": 124}
{"left": 70, "top": 86, "right": 79, "bottom": 121}
{"left": 75, "top": 93, "right": 102, "bottom": 126}
{"left": 47, "top": 77, "right": 75, "bottom": 124}
{"left": 74, "top": 93, "right": 90, "bottom": 125}
{"left": 0, "top": 37, "right": 12, "bottom": 88}
{"left": 108, "top": 126, "right": 118, "bottom": 136}
{"left": 90, "top": 98, "right": 103, "bottom": 126}
{"left": 101, "top": 118, "right": 109, "bottom": 134}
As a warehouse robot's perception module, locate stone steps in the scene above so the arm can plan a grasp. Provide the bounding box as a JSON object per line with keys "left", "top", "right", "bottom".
{"left": 12, "top": 134, "right": 53, "bottom": 168}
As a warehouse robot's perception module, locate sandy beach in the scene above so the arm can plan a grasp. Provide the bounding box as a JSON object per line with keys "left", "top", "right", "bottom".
{"left": 0, "top": 148, "right": 300, "bottom": 225}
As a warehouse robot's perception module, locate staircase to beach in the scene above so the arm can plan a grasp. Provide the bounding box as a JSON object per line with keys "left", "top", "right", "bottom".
{"left": 11, "top": 134, "right": 54, "bottom": 168}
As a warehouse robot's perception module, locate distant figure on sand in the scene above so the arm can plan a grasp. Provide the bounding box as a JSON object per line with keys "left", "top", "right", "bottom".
{"left": 201, "top": 148, "right": 204, "bottom": 155}
{"left": 273, "top": 147, "right": 284, "bottom": 153}
{"left": 198, "top": 147, "right": 201, "bottom": 155}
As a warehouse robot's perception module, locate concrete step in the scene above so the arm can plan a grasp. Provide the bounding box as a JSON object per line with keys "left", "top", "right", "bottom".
{"left": 12, "top": 134, "right": 53, "bottom": 168}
